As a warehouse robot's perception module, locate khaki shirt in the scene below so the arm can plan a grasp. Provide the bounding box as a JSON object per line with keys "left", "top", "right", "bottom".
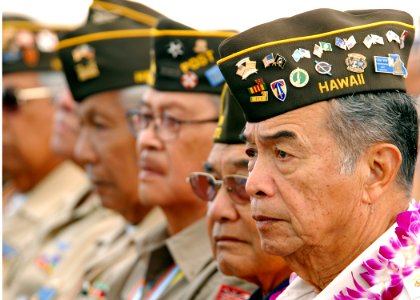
{"left": 39, "top": 207, "right": 165, "bottom": 300}
{"left": 3, "top": 161, "right": 91, "bottom": 280}
{"left": 4, "top": 197, "right": 121, "bottom": 299}
{"left": 121, "top": 218, "right": 257, "bottom": 300}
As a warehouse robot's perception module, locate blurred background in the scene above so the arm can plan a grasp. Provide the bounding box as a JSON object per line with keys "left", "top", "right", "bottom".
{"left": 2, "top": 0, "right": 420, "bottom": 33}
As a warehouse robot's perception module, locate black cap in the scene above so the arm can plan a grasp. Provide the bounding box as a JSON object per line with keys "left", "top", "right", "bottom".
{"left": 217, "top": 8, "right": 415, "bottom": 122}
{"left": 149, "top": 17, "right": 236, "bottom": 94}
{"left": 213, "top": 84, "right": 246, "bottom": 144}
{"left": 3, "top": 14, "right": 69, "bottom": 74}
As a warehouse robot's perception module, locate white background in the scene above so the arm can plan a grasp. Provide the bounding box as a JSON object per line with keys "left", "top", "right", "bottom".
{"left": 2, "top": 0, "right": 420, "bottom": 34}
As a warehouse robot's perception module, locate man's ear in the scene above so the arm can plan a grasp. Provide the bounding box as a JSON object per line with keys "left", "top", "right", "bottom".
{"left": 363, "top": 143, "right": 402, "bottom": 203}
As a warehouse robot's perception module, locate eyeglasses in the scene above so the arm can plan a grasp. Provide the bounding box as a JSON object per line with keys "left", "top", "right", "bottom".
{"left": 187, "top": 172, "right": 249, "bottom": 205}
{"left": 126, "top": 109, "right": 218, "bottom": 140}
{"left": 3, "top": 86, "right": 52, "bottom": 112}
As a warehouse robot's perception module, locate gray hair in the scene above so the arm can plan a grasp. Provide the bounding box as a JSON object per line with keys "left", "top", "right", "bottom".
{"left": 119, "top": 85, "right": 149, "bottom": 110}
{"left": 327, "top": 91, "right": 418, "bottom": 194}
{"left": 37, "top": 71, "right": 68, "bottom": 101}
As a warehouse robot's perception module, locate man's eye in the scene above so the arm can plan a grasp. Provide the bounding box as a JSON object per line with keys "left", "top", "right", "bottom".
{"left": 275, "top": 149, "right": 288, "bottom": 159}
{"left": 245, "top": 148, "right": 257, "bottom": 158}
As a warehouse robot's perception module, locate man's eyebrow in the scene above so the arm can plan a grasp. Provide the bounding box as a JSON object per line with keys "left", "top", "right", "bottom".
{"left": 261, "top": 130, "right": 297, "bottom": 142}
{"left": 203, "top": 161, "right": 214, "bottom": 172}
{"left": 139, "top": 99, "right": 151, "bottom": 108}
{"left": 233, "top": 159, "right": 249, "bottom": 169}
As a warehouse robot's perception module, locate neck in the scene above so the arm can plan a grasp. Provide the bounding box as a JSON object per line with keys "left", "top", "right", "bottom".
{"left": 287, "top": 197, "right": 408, "bottom": 290}
{"left": 12, "top": 157, "right": 63, "bottom": 192}
{"left": 258, "top": 266, "right": 292, "bottom": 296}
{"left": 125, "top": 204, "right": 153, "bottom": 225}
{"left": 162, "top": 202, "right": 207, "bottom": 235}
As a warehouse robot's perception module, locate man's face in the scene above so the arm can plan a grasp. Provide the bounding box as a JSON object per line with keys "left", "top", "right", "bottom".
{"left": 50, "top": 88, "right": 80, "bottom": 160}
{"left": 3, "top": 72, "right": 56, "bottom": 181}
{"left": 244, "top": 102, "right": 365, "bottom": 257}
{"left": 75, "top": 90, "right": 142, "bottom": 222}
{"left": 136, "top": 88, "right": 218, "bottom": 207}
{"left": 206, "top": 143, "right": 288, "bottom": 281}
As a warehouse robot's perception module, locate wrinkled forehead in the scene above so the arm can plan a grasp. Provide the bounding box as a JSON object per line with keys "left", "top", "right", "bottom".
{"left": 142, "top": 87, "right": 218, "bottom": 115}
{"left": 243, "top": 101, "right": 332, "bottom": 144}
{"left": 207, "top": 143, "right": 249, "bottom": 173}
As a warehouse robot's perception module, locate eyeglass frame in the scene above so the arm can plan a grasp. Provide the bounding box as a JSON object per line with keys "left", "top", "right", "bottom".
{"left": 3, "top": 86, "right": 54, "bottom": 112}
{"left": 187, "top": 171, "right": 249, "bottom": 205}
{"left": 126, "top": 108, "right": 218, "bottom": 140}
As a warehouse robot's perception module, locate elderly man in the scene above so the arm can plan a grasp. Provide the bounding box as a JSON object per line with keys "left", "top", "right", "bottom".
{"left": 31, "top": 3, "right": 168, "bottom": 299}
{"left": 217, "top": 8, "right": 419, "bottom": 299}
{"left": 2, "top": 15, "right": 98, "bottom": 286}
{"left": 123, "top": 17, "right": 256, "bottom": 300}
{"left": 188, "top": 85, "right": 292, "bottom": 299}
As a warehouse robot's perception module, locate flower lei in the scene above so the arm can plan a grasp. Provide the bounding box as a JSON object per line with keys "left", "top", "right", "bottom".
{"left": 335, "top": 200, "right": 420, "bottom": 299}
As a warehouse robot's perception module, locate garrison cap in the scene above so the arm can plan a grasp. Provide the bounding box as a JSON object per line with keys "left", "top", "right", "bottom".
{"left": 213, "top": 84, "right": 246, "bottom": 144}
{"left": 87, "top": 0, "right": 163, "bottom": 27}
{"left": 149, "top": 17, "right": 236, "bottom": 94}
{"left": 57, "top": 4, "right": 159, "bottom": 101}
{"left": 3, "top": 14, "right": 68, "bottom": 74}
{"left": 217, "top": 8, "right": 415, "bottom": 122}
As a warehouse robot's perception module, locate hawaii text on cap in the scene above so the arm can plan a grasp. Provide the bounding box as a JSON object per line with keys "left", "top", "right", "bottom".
{"left": 217, "top": 8, "right": 415, "bottom": 122}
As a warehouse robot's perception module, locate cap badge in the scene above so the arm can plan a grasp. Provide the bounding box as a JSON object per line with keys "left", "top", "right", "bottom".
{"left": 313, "top": 42, "right": 332, "bottom": 58}
{"left": 270, "top": 79, "right": 287, "bottom": 101}
{"left": 374, "top": 54, "right": 407, "bottom": 78}
{"left": 249, "top": 78, "right": 268, "bottom": 103}
{"left": 205, "top": 65, "right": 225, "bottom": 87}
{"left": 314, "top": 60, "right": 332, "bottom": 76}
{"left": 180, "top": 71, "right": 198, "bottom": 89}
{"left": 236, "top": 57, "right": 258, "bottom": 80}
{"left": 262, "top": 53, "right": 275, "bottom": 68}
{"left": 290, "top": 68, "right": 309, "bottom": 88}
{"left": 335, "top": 35, "right": 356, "bottom": 50}
{"left": 72, "top": 44, "right": 100, "bottom": 82}
{"left": 36, "top": 29, "right": 58, "bottom": 52}
{"left": 167, "top": 40, "right": 184, "bottom": 58}
{"left": 400, "top": 30, "right": 408, "bottom": 49}
{"left": 248, "top": 78, "right": 267, "bottom": 94}
{"left": 292, "top": 48, "right": 311, "bottom": 62}
{"left": 363, "top": 34, "right": 384, "bottom": 48}
{"left": 345, "top": 53, "right": 367, "bottom": 73}
{"left": 193, "top": 39, "right": 208, "bottom": 53}
{"left": 386, "top": 30, "right": 401, "bottom": 44}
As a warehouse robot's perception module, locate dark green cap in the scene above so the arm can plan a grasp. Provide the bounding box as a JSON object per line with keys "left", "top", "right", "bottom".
{"left": 57, "top": 12, "right": 157, "bottom": 101}
{"left": 3, "top": 14, "right": 69, "bottom": 74}
{"left": 213, "top": 84, "right": 246, "bottom": 144}
{"left": 217, "top": 8, "right": 415, "bottom": 122}
{"left": 87, "top": 0, "right": 163, "bottom": 27}
{"left": 149, "top": 17, "right": 236, "bottom": 94}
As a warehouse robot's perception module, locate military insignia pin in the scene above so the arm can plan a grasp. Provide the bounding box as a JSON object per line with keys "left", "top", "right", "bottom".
{"left": 289, "top": 68, "right": 309, "bottom": 88}
{"left": 180, "top": 71, "right": 199, "bottom": 89}
{"left": 345, "top": 53, "right": 367, "bottom": 73}
{"left": 314, "top": 60, "right": 332, "bottom": 76}
{"left": 72, "top": 44, "right": 100, "bottom": 82}
{"left": 374, "top": 54, "right": 407, "bottom": 78}
{"left": 167, "top": 40, "right": 184, "bottom": 58}
{"left": 193, "top": 39, "right": 208, "bottom": 53}
{"left": 270, "top": 79, "right": 287, "bottom": 101}
{"left": 236, "top": 57, "right": 258, "bottom": 80}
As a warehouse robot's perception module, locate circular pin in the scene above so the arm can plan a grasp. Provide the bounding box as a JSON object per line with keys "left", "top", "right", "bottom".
{"left": 314, "top": 60, "right": 332, "bottom": 76}
{"left": 180, "top": 72, "right": 198, "bottom": 89}
{"left": 289, "top": 68, "right": 309, "bottom": 88}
